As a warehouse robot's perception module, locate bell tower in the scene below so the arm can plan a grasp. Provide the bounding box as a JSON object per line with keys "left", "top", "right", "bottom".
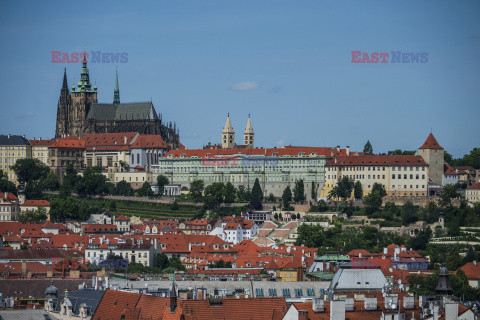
{"left": 243, "top": 114, "right": 254, "bottom": 149}
{"left": 69, "top": 51, "right": 98, "bottom": 137}
{"left": 222, "top": 113, "right": 235, "bottom": 149}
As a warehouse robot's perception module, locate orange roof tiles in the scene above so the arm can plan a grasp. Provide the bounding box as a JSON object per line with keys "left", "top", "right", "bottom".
{"left": 49, "top": 138, "right": 85, "bottom": 149}
{"left": 22, "top": 200, "right": 50, "bottom": 206}
{"left": 0, "top": 192, "right": 18, "bottom": 202}
{"left": 130, "top": 134, "right": 168, "bottom": 149}
{"left": 419, "top": 133, "right": 443, "bottom": 150}
{"left": 29, "top": 139, "right": 56, "bottom": 146}
{"left": 467, "top": 182, "right": 480, "bottom": 190}
{"left": 326, "top": 155, "right": 427, "bottom": 167}
{"left": 460, "top": 261, "right": 480, "bottom": 279}
{"left": 115, "top": 214, "right": 130, "bottom": 221}
{"left": 92, "top": 289, "right": 141, "bottom": 320}
{"left": 164, "top": 146, "right": 348, "bottom": 158}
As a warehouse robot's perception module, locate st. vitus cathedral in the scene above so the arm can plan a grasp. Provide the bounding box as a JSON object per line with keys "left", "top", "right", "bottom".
{"left": 55, "top": 54, "right": 179, "bottom": 149}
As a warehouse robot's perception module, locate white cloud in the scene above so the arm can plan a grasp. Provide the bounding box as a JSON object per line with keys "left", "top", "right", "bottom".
{"left": 232, "top": 81, "right": 258, "bottom": 91}
{"left": 276, "top": 139, "right": 286, "bottom": 147}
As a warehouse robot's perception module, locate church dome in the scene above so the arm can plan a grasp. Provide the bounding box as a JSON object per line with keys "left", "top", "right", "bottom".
{"left": 45, "top": 281, "right": 58, "bottom": 295}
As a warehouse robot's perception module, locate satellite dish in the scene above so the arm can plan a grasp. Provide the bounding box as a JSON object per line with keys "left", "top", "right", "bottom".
{"left": 392, "top": 304, "right": 397, "bottom": 309}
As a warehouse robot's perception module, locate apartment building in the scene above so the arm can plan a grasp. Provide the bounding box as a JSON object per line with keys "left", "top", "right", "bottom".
{"left": 323, "top": 155, "right": 429, "bottom": 198}
{"left": 0, "top": 135, "right": 32, "bottom": 184}
{"left": 30, "top": 139, "right": 55, "bottom": 166}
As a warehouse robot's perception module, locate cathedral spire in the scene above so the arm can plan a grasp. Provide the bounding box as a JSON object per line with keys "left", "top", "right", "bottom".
{"left": 113, "top": 67, "right": 120, "bottom": 104}
{"left": 75, "top": 49, "right": 92, "bottom": 92}
{"left": 62, "top": 68, "right": 69, "bottom": 92}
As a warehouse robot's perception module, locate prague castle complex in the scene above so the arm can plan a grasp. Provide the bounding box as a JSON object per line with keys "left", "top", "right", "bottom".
{"left": 55, "top": 54, "right": 180, "bottom": 149}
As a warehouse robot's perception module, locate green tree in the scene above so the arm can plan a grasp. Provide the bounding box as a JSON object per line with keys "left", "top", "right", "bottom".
{"left": 337, "top": 177, "right": 354, "bottom": 200}
{"left": 268, "top": 193, "right": 276, "bottom": 202}
{"left": 311, "top": 181, "right": 317, "bottom": 201}
{"left": 236, "top": 185, "right": 251, "bottom": 202}
{"left": 293, "top": 179, "right": 305, "bottom": 203}
{"left": 115, "top": 180, "right": 134, "bottom": 196}
{"left": 439, "top": 184, "right": 459, "bottom": 207}
{"left": 18, "top": 207, "right": 48, "bottom": 223}
{"left": 0, "top": 170, "right": 16, "bottom": 194}
{"left": 75, "top": 166, "right": 108, "bottom": 196}
{"left": 273, "top": 212, "right": 279, "bottom": 220}
{"left": 363, "top": 140, "right": 373, "bottom": 155}
{"left": 138, "top": 182, "right": 154, "bottom": 197}
{"left": 154, "top": 253, "right": 170, "bottom": 269}
{"left": 156, "top": 175, "right": 169, "bottom": 195}
{"left": 41, "top": 172, "right": 59, "bottom": 191}
{"left": 171, "top": 201, "right": 179, "bottom": 210}
{"left": 363, "top": 192, "right": 383, "bottom": 215}
{"left": 371, "top": 183, "right": 387, "bottom": 198}
{"left": 203, "top": 182, "right": 225, "bottom": 209}
{"left": 168, "top": 256, "right": 186, "bottom": 271}
{"left": 12, "top": 158, "right": 50, "bottom": 199}
{"left": 282, "top": 186, "right": 293, "bottom": 209}
{"left": 223, "top": 182, "right": 236, "bottom": 205}
{"left": 354, "top": 181, "right": 363, "bottom": 200}
{"left": 401, "top": 201, "right": 418, "bottom": 226}
{"left": 189, "top": 180, "right": 204, "bottom": 203}
{"left": 249, "top": 178, "right": 263, "bottom": 210}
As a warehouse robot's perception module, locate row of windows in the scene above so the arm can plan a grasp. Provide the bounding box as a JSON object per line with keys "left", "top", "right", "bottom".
{"left": 329, "top": 166, "right": 425, "bottom": 172}
{"left": 330, "top": 174, "right": 426, "bottom": 180}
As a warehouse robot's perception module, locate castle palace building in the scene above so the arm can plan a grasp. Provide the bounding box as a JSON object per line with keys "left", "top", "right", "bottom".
{"left": 55, "top": 55, "right": 179, "bottom": 149}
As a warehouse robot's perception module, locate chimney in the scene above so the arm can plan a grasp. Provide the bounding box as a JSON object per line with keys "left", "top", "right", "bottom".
{"left": 8, "top": 134, "right": 11, "bottom": 139}
{"left": 336, "top": 146, "right": 340, "bottom": 152}
{"left": 473, "top": 260, "right": 477, "bottom": 266}
{"left": 346, "top": 146, "right": 350, "bottom": 156}
{"left": 21, "top": 260, "right": 27, "bottom": 276}
{"left": 445, "top": 303, "right": 458, "bottom": 320}
{"left": 312, "top": 298, "right": 324, "bottom": 312}
{"left": 344, "top": 298, "right": 354, "bottom": 311}
{"left": 364, "top": 297, "right": 377, "bottom": 310}
{"left": 403, "top": 296, "right": 414, "bottom": 309}
{"left": 124, "top": 136, "right": 127, "bottom": 145}
{"left": 330, "top": 300, "right": 345, "bottom": 320}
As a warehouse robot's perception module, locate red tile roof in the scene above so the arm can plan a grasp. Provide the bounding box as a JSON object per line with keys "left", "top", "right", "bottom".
{"left": 21, "top": 200, "right": 50, "bottom": 206}
{"left": 92, "top": 289, "right": 141, "bottom": 320}
{"left": 419, "top": 133, "right": 443, "bottom": 150}
{"left": 326, "top": 155, "right": 427, "bottom": 167}
{"left": 29, "top": 139, "right": 56, "bottom": 146}
{"left": 164, "top": 146, "right": 348, "bottom": 158}
{"left": 49, "top": 138, "right": 85, "bottom": 149}
{"left": 444, "top": 163, "right": 457, "bottom": 175}
{"left": 115, "top": 214, "right": 130, "bottom": 221}
{"left": 467, "top": 183, "right": 480, "bottom": 190}
{"left": 0, "top": 192, "right": 18, "bottom": 202}
{"left": 460, "top": 261, "right": 480, "bottom": 279}
{"left": 84, "top": 132, "right": 138, "bottom": 147}
{"left": 130, "top": 134, "right": 168, "bottom": 149}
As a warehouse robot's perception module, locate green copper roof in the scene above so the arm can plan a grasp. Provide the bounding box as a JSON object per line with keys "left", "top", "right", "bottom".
{"left": 75, "top": 52, "right": 93, "bottom": 93}
{"left": 314, "top": 254, "right": 350, "bottom": 262}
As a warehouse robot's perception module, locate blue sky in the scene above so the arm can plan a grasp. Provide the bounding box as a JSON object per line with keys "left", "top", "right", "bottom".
{"left": 0, "top": 1, "right": 479, "bottom": 157}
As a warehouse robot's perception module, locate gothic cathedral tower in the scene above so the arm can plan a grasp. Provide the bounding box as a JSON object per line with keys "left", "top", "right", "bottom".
{"left": 222, "top": 114, "right": 235, "bottom": 149}
{"left": 55, "top": 68, "right": 71, "bottom": 139}
{"left": 418, "top": 133, "right": 444, "bottom": 185}
{"left": 243, "top": 114, "right": 254, "bottom": 148}
{"left": 55, "top": 53, "right": 97, "bottom": 138}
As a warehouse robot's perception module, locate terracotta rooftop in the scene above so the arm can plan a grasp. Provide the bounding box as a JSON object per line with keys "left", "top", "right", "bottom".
{"left": 419, "top": 133, "right": 443, "bottom": 150}
{"left": 326, "top": 155, "right": 427, "bottom": 167}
